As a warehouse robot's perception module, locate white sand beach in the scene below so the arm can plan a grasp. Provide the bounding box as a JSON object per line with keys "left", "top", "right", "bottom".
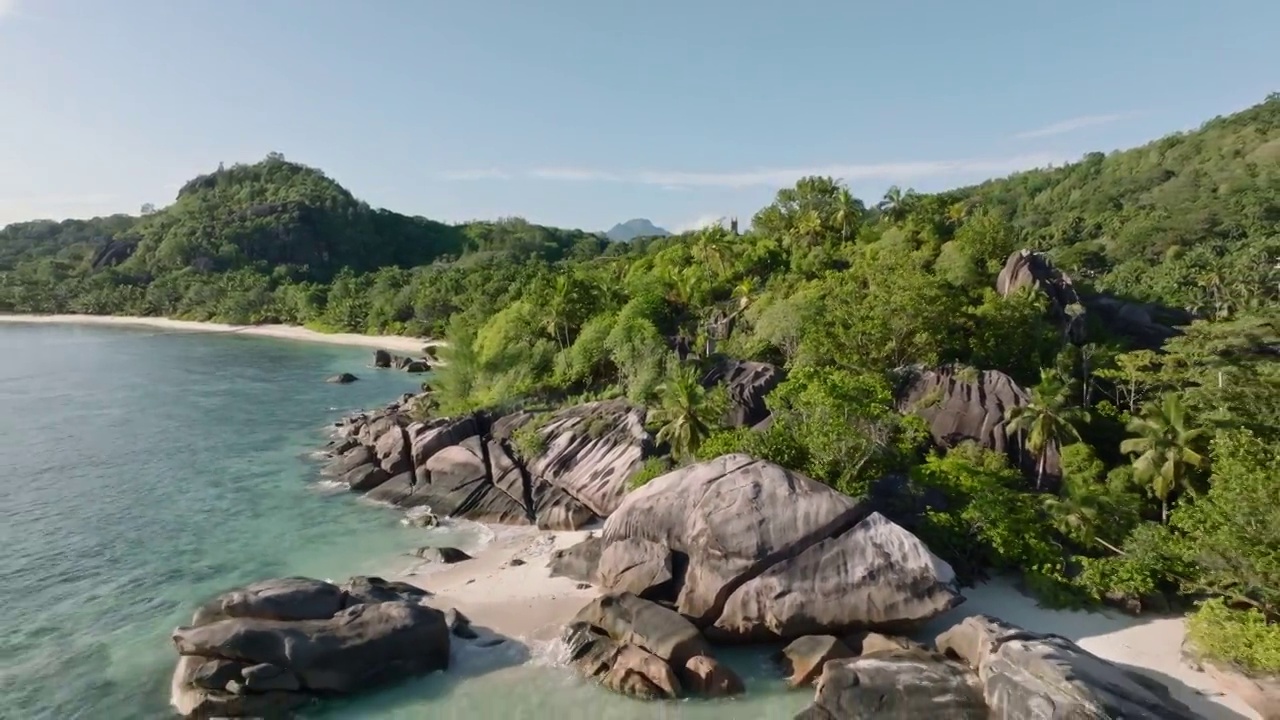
{"left": 397, "top": 528, "right": 1259, "bottom": 719}
{"left": 0, "top": 314, "right": 437, "bottom": 354}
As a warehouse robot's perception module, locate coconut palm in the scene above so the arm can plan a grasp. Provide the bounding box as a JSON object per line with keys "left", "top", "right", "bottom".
{"left": 1004, "top": 368, "right": 1088, "bottom": 489}
{"left": 1120, "top": 393, "right": 1209, "bottom": 523}
{"left": 651, "top": 363, "right": 719, "bottom": 460}
{"left": 834, "top": 187, "right": 864, "bottom": 241}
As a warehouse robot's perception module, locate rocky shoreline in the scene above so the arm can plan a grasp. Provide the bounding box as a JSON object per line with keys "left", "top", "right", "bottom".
{"left": 163, "top": 283, "right": 1254, "bottom": 718}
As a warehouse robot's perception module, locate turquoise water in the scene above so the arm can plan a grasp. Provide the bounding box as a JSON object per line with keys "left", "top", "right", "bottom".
{"left": 0, "top": 323, "right": 809, "bottom": 719}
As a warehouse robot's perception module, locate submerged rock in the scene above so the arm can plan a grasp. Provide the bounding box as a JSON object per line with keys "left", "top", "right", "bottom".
{"left": 777, "top": 636, "right": 855, "bottom": 688}
{"left": 325, "top": 373, "right": 359, "bottom": 384}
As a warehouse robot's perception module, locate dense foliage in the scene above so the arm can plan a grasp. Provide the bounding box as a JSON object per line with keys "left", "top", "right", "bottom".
{"left": 5, "top": 97, "right": 1280, "bottom": 671}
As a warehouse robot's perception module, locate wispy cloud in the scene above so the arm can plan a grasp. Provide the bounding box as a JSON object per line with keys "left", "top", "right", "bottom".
{"left": 439, "top": 168, "right": 512, "bottom": 181}
{"left": 1014, "top": 113, "right": 1129, "bottom": 140}
{"left": 674, "top": 215, "right": 731, "bottom": 233}
{"left": 440, "top": 153, "right": 1068, "bottom": 189}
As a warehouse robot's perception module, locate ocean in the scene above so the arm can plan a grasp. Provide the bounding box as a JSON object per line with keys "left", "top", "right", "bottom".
{"left": 0, "top": 324, "right": 807, "bottom": 719}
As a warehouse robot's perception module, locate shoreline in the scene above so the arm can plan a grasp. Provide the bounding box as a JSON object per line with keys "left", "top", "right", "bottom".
{"left": 385, "top": 526, "right": 1257, "bottom": 719}
{"left": 0, "top": 313, "right": 437, "bottom": 354}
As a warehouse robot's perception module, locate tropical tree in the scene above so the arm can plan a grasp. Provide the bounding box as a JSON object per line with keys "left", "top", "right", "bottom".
{"left": 1004, "top": 368, "right": 1088, "bottom": 489}
{"left": 834, "top": 187, "right": 864, "bottom": 241}
{"left": 877, "top": 185, "right": 918, "bottom": 223}
{"left": 1120, "top": 392, "right": 1209, "bottom": 522}
{"left": 651, "top": 363, "right": 721, "bottom": 461}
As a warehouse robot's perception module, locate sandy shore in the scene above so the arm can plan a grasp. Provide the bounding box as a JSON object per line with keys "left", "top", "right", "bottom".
{"left": 0, "top": 314, "right": 437, "bottom": 354}
{"left": 393, "top": 528, "right": 1257, "bottom": 718}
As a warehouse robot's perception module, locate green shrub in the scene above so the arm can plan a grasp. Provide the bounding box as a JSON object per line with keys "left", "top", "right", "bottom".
{"left": 1186, "top": 598, "right": 1280, "bottom": 673}
{"left": 510, "top": 415, "right": 550, "bottom": 459}
{"left": 629, "top": 456, "right": 673, "bottom": 489}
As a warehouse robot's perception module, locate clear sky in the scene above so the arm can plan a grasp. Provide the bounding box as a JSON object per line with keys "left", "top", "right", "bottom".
{"left": 1, "top": 1, "right": 1276, "bottom": 233}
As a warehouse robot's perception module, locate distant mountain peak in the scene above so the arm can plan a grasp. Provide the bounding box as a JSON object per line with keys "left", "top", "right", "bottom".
{"left": 606, "top": 218, "right": 670, "bottom": 242}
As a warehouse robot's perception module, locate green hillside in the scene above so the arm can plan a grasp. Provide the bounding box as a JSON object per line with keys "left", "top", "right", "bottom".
{"left": 2, "top": 96, "right": 1278, "bottom": 670}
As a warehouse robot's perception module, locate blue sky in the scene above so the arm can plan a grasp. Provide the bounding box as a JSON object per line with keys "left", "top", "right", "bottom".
{"left": 0, "top": 1, "right": 1276, "bottom": 233}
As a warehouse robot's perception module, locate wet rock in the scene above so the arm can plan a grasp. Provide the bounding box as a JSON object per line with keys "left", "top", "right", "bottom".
{"left": 680, "top": 655, "right": 745, "bottom": 697}
{"left": 413, "top": 546, "right": 473, "bottom": 564}
{"left": 325, "top": 373, "right": 359, "bottom": 384}
{"left": 562, "top": 621, "right": 681, "bottom": 701}
{"left": 572, "top": 593, "right": 711, "bottom": 669}
{"left": 794, "top": 649, "right": 987, "bottom": 719}
{"left": 778, "top": 636, "right": 855, "bottom": 688}
{"left": 342, "top": 463, "right": 390, "bottom": 492}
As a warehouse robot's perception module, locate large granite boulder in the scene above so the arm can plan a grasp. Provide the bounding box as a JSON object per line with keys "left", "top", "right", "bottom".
{"left": 602, "top": 455, "right": 961, "bottom": 641}
{"left": 778, "top": 635, "right": 855, "bottom": 688}
{"left": 548, "top": 536, "right": 604, "bottom": 583}
{"left": 701, "top": 358, "right": 785, "bottom": 428}
{"left": 562, "top": 621, "right": 681, "bottom": 700}
{"left": 935, "top": 615, "right": 1199, "bottom": 719}
{"left": 170, "top": 576, "right": 449, "bottom": 718}
{"left": 1084, "top": 294, "right": 1187, "bottom": 349}
{"left": 564, "top": 594, "right": 745, "bottom": 700}
{"left": 495, "top": 399, "right": 652, "bottom": 518}
{"left": 896, "top": 366, "right": 1061, "bottom": 483}
{"left": 997, "top": 249, "right": 1087, "bottom": 343}
{"left": 366, "top": 437, "right": 529, "bottom": 525}
{"left": 595, "top": 538, "right": 672, "bottom": 598}
{"left": 795, "top": 648, "right": 988, "bottom": 719}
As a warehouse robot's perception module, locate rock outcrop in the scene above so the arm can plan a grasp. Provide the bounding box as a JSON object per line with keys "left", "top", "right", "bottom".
{"left": 997, "top": 249, "right": 1186, "bottom": 350}
{"left": 795, "top": 648, "right": 988, "bottom": 719}
{"left": 793, "top": 615, "right": 1201, "bottom": 719}
{"left": 599, "top": 455, "right": 961, "bottom": 641}
{"left": 562, "top": 593, "right": 743, "bottom": 700}
{"left": 170, "top": 577, "right": 449, "bottom": 718}
{"left": 322, "top": 398, "right": 651, "bottom": 531}
{"left": 701, "top": 358, "right": 785, "bottom": 428}
{"left": 998, "top": 249, "right": 1087, "bottom": 343}
{"left": 895, "top": 365, "right": 1061, "bottom": 482}
{"left": 372, "top": 349, "right": 431, "bottom": 373}
{"left": 935, "top": 615, "right": 1199, "bottom": 719}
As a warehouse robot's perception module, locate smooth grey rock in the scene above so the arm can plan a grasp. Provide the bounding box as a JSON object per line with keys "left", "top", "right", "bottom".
{"left": 189, "top": 658, "right": 245, "bottom": 691}
{"left": 340, "top": 576, "right": 428, "bottom": 606}
{"left": 603, "top": 455, "right": 960, "bottom": 640}
{"left": 190, "top": 577, "right": 344, "bottom": 626}
{"left": 241, "top": 663, "right": 301, "bottom": 692}
{"left": 572, "top": 593, "right": 710, "bottom": 669}
{"left": 794, "top": 650, "right": 987, "bottom": 719}
{"left": 896, "top": 366, "right": 1061, "bottom": 483}
{"left": 548, "top": 536, "right": 603, "bottom": 584}
{"left": 374, "top": 425, "right": 411, "bottom": 476}
{"left": 701, "top": 358, "right": 784, "bottom": 427}
{"left": 997, "top": 249, "right": 1086, "bottom": 344}
{"left": 680, "top": 655, "right": 745, "bottom": 697}
{"left": 170, "top": 655, "right": 311, "bottom": 719}
{"left": 172, "top": 601, "right": 450, "bottom": 694}
{"left": 561, "top": 621, "right": 681, "bottom": 700}
{"left": 778, "top": 636, "right": 854, "bottom": 688}
{"left": 341, "top": 463, "right": 390, "bottom": 492}
{"left": 413, "top": 546, "right": 472, "bottom": 564}
{"left": 936, "top": 615, "right": 1199, "bottom": 720}
{"left": 324, "top": 445, "right": 373, "bottom": 477}
{"left": 595, "top": 538, "right": 672, "bottom": 599}
{"left": 325, "top": 373, "right": 359, "bottom": 384}
{"left": 446, "top": 608, "right": 478, "bottom": 640}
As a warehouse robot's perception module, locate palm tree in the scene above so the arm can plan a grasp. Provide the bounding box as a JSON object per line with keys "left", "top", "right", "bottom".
{"left": 1004, "top": 368, "right": 1088, "bottom": 489}
{"left": 651, "top": 363, "right": 718, "bottom": 461}
{"left": 834, "top": 187, "right": 864, "bottom": 241}
{"left": 877, "top": 186, "right": 918, "bottom": 223}
{"left": 1120, "top": 393, "right": 1209, "bottom": 523}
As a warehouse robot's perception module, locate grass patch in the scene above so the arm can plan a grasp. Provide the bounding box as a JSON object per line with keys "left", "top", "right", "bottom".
{"left": 628, "top": 456, "right": 674, "bottom": 490}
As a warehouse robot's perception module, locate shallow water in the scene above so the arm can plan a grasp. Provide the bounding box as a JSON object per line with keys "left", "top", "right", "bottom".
{"left": 0, "top": 324, "right": 809, "bottom": 719}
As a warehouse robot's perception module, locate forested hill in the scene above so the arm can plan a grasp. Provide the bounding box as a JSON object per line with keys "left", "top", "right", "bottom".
{"left": 2, "top": 95, "right": 1279, "bottom": 681}
{"left": 0, "top": 153, "right": 610, "bottom": 276}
